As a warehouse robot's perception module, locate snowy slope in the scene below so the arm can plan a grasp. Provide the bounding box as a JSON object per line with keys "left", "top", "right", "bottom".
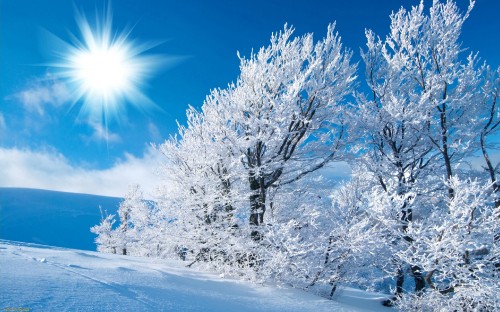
{"left": 0, "top": 188, "right": 121, "bottom": 250}
{"left": 0, "top": 240, "right": 392, "bottom": 312}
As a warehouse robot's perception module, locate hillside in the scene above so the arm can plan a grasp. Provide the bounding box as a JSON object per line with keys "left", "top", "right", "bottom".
{"left": 0, "top": 188, "right": 121, "bottom": 250}
{"left": 0, "top": 240, "right": 392, "bottom": 311}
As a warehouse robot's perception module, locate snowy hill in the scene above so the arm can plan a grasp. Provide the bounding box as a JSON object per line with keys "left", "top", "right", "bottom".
{"left": 0, "top": 188, "right": 121, "bottom": 250}
{"left": 0, "top": 240, "right": 392, "bottom": 311}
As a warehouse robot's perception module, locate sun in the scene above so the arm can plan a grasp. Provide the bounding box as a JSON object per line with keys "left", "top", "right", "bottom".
{"left": 52, "top": 5, "right": 162, "bottom": 125}
{"left": 73, "top": 42, "right": 132, "bottom": 97}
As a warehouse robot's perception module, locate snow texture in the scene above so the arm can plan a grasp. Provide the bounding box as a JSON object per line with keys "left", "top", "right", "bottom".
{"left": 0, "top": 240, "right": 392, "bottom": 312}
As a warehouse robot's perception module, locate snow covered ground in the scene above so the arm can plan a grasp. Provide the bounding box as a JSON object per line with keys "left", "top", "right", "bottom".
{"left": 0, "top": 188, "right": 121, "bottom": 250}
{"left": 0, "top": 240, "right": 392, "bottom": 311}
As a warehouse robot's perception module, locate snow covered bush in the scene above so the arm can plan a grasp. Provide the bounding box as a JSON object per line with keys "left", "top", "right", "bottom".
{"left": 394, "top": 177, "right": 499, "bottom": 311}
{"left": 90, "top": 207, "right": 117, "bottom": 254}
{"left": 91, "top": 186, "right": 160, "bottom": 257}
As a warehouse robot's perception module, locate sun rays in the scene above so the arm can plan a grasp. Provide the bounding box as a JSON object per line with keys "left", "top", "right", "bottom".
{"left": 51, "top": 4, "right": 164, "bottom": 128}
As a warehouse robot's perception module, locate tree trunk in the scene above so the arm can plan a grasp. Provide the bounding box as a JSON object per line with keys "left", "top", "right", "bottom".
{"left": 249, "top": 172, "right": 266, "bottom": 241}
{"left": 387, "top": 196, "right": 426, "bottom": 302}
{"left": 439, "top": 105, "right": 454, "bottom": 199}
{"left": 382, "top": 267, "right": 405, "bottom": 307}
{"left": 396, "top": 267, "right": 405, "bottom": 296}
{"left": 218, "top": 163, "right": 236, "bottom": 221}
{"left": 411, "top": 265, "right": 425, "bottom": 293}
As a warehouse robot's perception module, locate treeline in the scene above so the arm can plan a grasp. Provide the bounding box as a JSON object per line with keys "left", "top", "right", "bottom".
{"left": 92, "top": 1, "right": 499, "bottom": 310}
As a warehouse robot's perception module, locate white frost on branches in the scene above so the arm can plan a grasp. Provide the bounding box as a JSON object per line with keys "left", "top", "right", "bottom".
{"left": 91, "top": 1, "right": 500, "bottom": 310}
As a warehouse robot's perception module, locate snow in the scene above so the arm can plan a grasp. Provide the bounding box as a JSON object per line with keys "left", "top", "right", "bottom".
{"left": 0, "top": 240, "right": 392, "bottom": 312}
{"left": 0, "top": 188, "right": 121, "bottom": 250}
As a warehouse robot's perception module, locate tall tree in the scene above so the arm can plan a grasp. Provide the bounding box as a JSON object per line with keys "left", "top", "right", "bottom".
{"left": 358, "top": 0, "right": 484, "bottom": 304}
{"left": 225, "top": 24, "right": 356, "bottom": 239}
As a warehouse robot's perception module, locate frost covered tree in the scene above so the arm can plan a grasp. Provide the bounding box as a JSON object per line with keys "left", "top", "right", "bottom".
{"left": 151, "top": 24, "right": 357, "bottom": 284}
{"left": 351, "top": 175, "right": 499, "bottom": 310}
{"left": 117, "top": 196, "right": 131, "bottom": 256}
{"left": 91, "top": 186, "right": 156, "bottom": 256}
{"left": 302, "top": 172, "right": 389, "bottom": 297}
{"left": 383, "top": 0, "right": 482, "bottom": 197}
{"left": 157, "top": 102, "right": 245, "bottom": 267}
{"left": 90, "top": 207, "right": 117, "bottom": 254}
{"left": 360, "top": 0, "right": 482, "bottom": 197}
{"left": 394, "top": 178, "right": 499, "bottom": 311}
{"left": 226, "top": 24, "right": 356, "bottom": 239}
{"left": 90, "top": 1, "right": 499, "bottom": 309}
{"left": 356, "top": 0, "right": 494, "bottom": 304}
{"left": 359, "top": 22, "right": 437, "bottom": 296}
{"left": 157, "top": 22, "right": 356, "bottom": 253}
{"left": 116, "top": 185, "right": 154, "bottom": 256}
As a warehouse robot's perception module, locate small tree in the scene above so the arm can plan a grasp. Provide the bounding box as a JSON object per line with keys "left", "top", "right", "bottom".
{"left": 304, "top": 172, "right": 389, "bottom": 297}
{"left": 114, "top": 185, "right": 155, "bottom": 256}
{"left": 90, "top": 206, "right": 117, "bottom": 254}
{"left": 157, "top": 103, "right": 243, "bottom": 266}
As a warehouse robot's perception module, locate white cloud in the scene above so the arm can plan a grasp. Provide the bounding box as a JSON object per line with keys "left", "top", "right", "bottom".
{"left": 10, "top": 75, "right": 71, "bottom": 116}
{"left": 85, "top": 120, "right": 122, "bottom": 143}
{"left": 0, "top": 146, "right": 164, "bottom": 198}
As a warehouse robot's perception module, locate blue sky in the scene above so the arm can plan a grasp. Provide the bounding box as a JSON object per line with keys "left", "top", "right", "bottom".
{"left": 1, "top": 0, "right": 499, "bottom": 196}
